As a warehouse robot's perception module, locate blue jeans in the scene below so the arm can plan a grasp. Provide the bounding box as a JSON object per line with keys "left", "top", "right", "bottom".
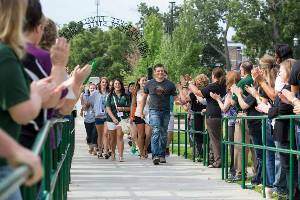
{"left": 266, "top": 119, "right": 275, "bottom": 187}
{"left": 273, "top": 141, "right": 288, "bottom": 193}
{"left": 273, "top": 141, "right": 290, "bottom": 194}
{"left": 0, "top": 165, "right": 22, "bottom": 200}
{"left": 149, "top": 110, "right": 170, "bottom": 158}
{"left": 249, "top": 132, "right": 262, "bottom": 183}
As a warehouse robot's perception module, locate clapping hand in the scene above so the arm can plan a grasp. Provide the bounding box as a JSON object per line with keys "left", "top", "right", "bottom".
{"left": 72, "top": 64, "right": 92, "bottom": 85}
{"left": 31, "top": 77, "right": 56, "bottom": 103}
{"left": 245, "top": 85, "right": 258, "bottom": 97}
{"left": 251, "top": 67, "right": 264, "bottom": 83}
{"left": 231, "top": 84, "right": 242, "bottom": 95}
{"left": 280, "top": 89, "right": 295, "bottom": 103}
{"left": 210, "top": 92, "right": 221, "bottom": 101}
{"left": 293, "top": 103, "right": 300, "bottom": 114}
{"left": 50, "top": 37, "right": 70, "bottom": 68}
{"left": 255, "top": 102, "right": 271, "bottom": 114}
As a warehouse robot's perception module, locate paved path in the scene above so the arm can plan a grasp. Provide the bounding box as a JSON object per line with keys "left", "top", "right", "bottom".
{"left": 67, "top": 117, "right": 263, "bottom": 200}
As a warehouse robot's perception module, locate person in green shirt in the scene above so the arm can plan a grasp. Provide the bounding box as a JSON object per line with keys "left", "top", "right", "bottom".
{"left": 231, "top": 61, "right": 254, "bottom": 106}
{"left": 0, "top": 0, "right": 53, "bottom": 199}
{"left": 106, "top": 79, "right": 131, "bottom": 162}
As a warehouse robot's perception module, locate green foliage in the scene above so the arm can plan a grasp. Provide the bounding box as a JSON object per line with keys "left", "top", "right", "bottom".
{"left": 58, "top": 21, "right": 84, "bottom": 41}
{"left": 68, "top": 27, "right": 133, "bottom": 80}
{"left": 155, "top": 2, "right": 209, "bottom": 82}
{"left": 231, "top": 0, "right": 300, "bottom": 58}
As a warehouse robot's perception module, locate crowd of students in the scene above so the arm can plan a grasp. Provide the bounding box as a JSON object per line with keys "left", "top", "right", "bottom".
{"left": 178, "top": 45, "right": 300, "bottom": 198}
{"left": 1, "top": 0, "right": 300, "bottom": 200}
{"left": 0, "top": 0, "right": 91, "bottom": 199}
{"left": 80, "top": 44, "right": 300, "bottom": 198}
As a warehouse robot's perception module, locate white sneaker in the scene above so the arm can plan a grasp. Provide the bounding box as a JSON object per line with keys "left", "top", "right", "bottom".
{"left": 265, "top": 187, "right": 273, "bottom": 199}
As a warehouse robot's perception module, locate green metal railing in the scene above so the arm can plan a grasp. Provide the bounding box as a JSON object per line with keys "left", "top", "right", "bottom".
{"left": 222, "top": 115, "right": 300, "bottom": 200}
{"left": 172, "top": 112, "right": 209, "bottom": 165}
{"left": 0, "top": 117, "right": 75, "bottom": 200}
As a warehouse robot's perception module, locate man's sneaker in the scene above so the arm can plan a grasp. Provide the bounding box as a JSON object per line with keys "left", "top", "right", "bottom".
{"left": 165, "top": 148, "right": 170, "bottom": 156}
{"left": 153, "top": 157, "right": 160, "bottom": 165}
{"left": 159, "top": 157, "right": 166, "bottom": 163}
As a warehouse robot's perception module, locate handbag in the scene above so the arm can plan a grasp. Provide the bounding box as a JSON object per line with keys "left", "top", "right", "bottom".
{"left": 113, "top": 95, "right": 131, "bottom": 135}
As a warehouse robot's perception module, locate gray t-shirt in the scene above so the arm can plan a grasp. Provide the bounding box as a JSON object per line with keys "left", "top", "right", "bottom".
{"left": 144, "top": 79, "right": 176, "bottom": 111}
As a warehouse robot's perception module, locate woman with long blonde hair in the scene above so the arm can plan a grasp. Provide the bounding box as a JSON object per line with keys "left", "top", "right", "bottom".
{"left": 0, "top": 0, "right": 51, "bottom": 198}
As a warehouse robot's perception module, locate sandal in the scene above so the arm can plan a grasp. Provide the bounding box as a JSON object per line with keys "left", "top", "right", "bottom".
{"left": 119, "top": 157, "right": 124, "bottom": 162}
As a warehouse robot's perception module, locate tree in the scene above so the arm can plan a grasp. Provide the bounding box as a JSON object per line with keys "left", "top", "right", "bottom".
{"left": 58, "top": 21, "right": 85, "bottom": 41}
{"left": 231, "top": 0, "right": 300, "bottom": 58}
{"left": 155, "top": 1, "right": 208, "bottom": 82}
{"left": 192, "top": 0, "right": 242, "bottom": 71}
{"left": 68, "top": 28, "right": 134, "bottom": 80}
{"left": 137, "top": 3, "right": 161, "bottom": 29}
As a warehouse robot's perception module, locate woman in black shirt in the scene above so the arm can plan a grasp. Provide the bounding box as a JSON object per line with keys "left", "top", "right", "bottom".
{"left": 188, "top": 67, "right": 226, "bottom": 167}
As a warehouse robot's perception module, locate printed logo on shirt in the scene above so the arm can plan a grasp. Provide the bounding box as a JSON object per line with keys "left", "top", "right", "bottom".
{"left": 154, "top": 85, "right": 166, "bottom": 96}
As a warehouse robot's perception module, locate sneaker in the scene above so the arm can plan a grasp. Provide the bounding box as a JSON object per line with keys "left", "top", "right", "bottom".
{"left": 265, "top": 187, "right": 273, "bottom": 200}
{"left": 104, "top": 153, "right": 110, "bottom": 159}
{"left": 153, "top": 157, "right": 160, "bottom": 165}
{"left": 165, "top": 148, "right": 170, "bottom": 157}
{"left": 159, "top": 157, "right": 166, "bottom": 163}
{"left": 232, "top": 174, "right": 242, "bottom": 182}
{"left": 97, "top": 151, "right": 103, "bottom": 158}
{"left": 119, "top": 157, "right": 125, "bottom": 162}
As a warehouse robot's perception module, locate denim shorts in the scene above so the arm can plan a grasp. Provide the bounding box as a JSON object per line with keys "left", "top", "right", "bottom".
{"left": 95, "top": 118, "right": 106, "bottom": 125}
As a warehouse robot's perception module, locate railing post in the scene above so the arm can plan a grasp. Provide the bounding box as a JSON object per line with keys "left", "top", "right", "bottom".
{"left": 177, "top": 114, "right": 180, "bottom": 156}
{"left": 42, "top": 130, "right": 52, "bottom": 199}
{"left": 262, "top": 118, "right": 266, "bottom": 198}
{"left": 184, "top": 113, "right": 188, "bottom": 159}
{"left": 224, "top": 118, "right": 229, "bottom": 180}
{"left": 241, "top": 118, "right": 246, "bottom": 189}
{"left": 172, "top": 114, "right": 175, "bottom": 154}
{"left": 192, "top": 113, "right": 196, "bottom": 162}
{"left": 289, "top": 118, "right": 295, "bottom": 200}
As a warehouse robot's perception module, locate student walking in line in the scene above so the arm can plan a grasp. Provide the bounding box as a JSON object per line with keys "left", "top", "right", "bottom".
{"left": 140, "top": 64, "right": 177, "bottom": 165}
{"left": 92, "top": 77, "right": 110, "bottom": 158}
{"left": 81, "top": 83, "right": 97, "bottom": 155}
{"left": 106, "top": 79, "right": 131, "bottom": 162}
{"left": 132, "top": 76, "right": 152, "bottom": 159}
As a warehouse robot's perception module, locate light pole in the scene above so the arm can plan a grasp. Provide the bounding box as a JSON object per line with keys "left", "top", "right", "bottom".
{"left": 95, "top": 0, "right": 100, "bottom": 17}
{"left": 294, "top": 37, "right": 299, "bottom": 59}
{"left": 169, "top": 2, "right": 175, "bottom": 39}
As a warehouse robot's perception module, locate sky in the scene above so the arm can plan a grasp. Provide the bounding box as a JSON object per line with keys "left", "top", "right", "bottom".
{"left": 41, "top": 0, "right": 183, "bottom": 26}
{"left": 41, "top": 0, "right": 234, "bottom": 40}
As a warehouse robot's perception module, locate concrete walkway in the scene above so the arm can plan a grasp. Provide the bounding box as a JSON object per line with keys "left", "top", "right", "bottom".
{"left": 67, "top": 117, "right": 263, "bottom": 200}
